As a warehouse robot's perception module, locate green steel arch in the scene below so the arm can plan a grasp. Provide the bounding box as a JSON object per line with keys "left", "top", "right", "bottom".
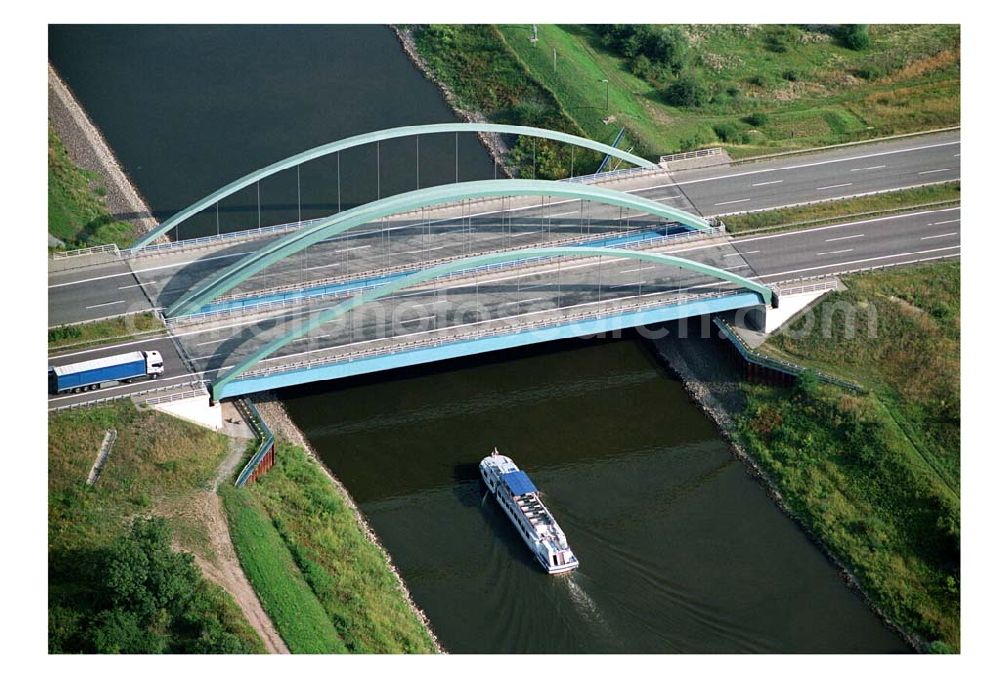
{"left": 167, "top": 178, "right": 712, "bottom": 317}
{"left": 211, "top": 245, "right": 774, "bottom": 400}
{"left": 132, "top": 123, "right": 657, "bottom": 250}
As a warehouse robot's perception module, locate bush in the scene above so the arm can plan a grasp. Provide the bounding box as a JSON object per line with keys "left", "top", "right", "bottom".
{"left": 713, "top": 123, "right": 742, "bottom": 143}
{"left": 855, "top": 64, "right": 884, "bottom": 81}
{"left": 782, "top": 69, "right": 799, "bottom": 82}
{"left": 744, "top": 112, "right": 770, "bottom": 127}
{"left": 597, "top": 25, "right": 689, "bottom": 75}
{"left": 841, "top": 24, "right": 871, "bottom": 51}
{"left": 747, "top": 74, "right": 767, "bottom": 87}
{"left": 663, "top": 75, "right": 709, "bottom": 107}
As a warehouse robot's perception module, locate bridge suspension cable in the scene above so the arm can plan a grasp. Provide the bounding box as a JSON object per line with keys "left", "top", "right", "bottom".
{"left": 167, "top": 178, "right": 713, "bottom": 317}
{"left": 132, "top": 123, "right": 658, "bottom": 250}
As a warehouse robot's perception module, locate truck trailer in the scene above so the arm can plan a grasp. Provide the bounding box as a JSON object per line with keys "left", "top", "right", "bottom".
{"left": 49, "top": 350, "right": 164, "bottom": 394}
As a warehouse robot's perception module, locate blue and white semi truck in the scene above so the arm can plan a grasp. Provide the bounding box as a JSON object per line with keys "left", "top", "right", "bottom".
{"left": 49, "top": 350, "right": 164, "bottom": 394}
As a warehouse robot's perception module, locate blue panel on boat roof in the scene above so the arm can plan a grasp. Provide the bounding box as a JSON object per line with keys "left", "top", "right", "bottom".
{"left": 502, "top": 470, "right": 537, "bottom": 496}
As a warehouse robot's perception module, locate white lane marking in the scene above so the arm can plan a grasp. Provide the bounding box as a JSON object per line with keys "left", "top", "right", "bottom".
{"left": 501, "top": 297, "right": 545, "bottom": 306}
{"left": 825, "top": 233, "right": 865, "bottom": 242}
{"left": 722, "top": 252, "right": 745, "bottom": 258}
{"left": 510, "top": 231, "right": 542, "bottom": 238}
{"left": 85, "top": 300, "right": 126, "bottom": 309}
{"left": 714, "top": 198, "right": 751, "bottom": 206}
{"left": 196, "top": 337, "right": 228, "bottom": 347}
{"left": 409, "top": 299, "right": 449, "bottom": 308}
{"left": 722, "top": 264, "right": 750, "bottom": 271}
{"left": 817, "top": 249, "right": 854, "bottom": 256}
{"left": 918, "top": 168, "right": 954, "bottom": 175}
{"left": 954, "top": 153, "right": 960, "bottom": 157}
{"left": 921, "top": 232, "right": 958, "bottom": 240}
{"left": 334, "top": 244, "right": 371, "bottom": 253}
{"left": 742, "top": 250, "right": 761, "bottom": 255}
{"left": 401, "top": 315, "right": 437, "bottom": 324}
{"left": 409, "top": 245, "right": 447, "bottom": 253}
{"left": 608, "top": 281, "right": 637, "bottom": 288}
{"left": 754, "top": 246, "right": 960, "bottom": 279}
{"left": 117, "top": 282, "right": 145, "bottom": 289}
{"left": 751, "top": 180, "right": 784, "bottom": 187}
{"left": 850, "top": 165, "right": 886, "bottom": 172}
{"left": 303, "top": 261, "right": 341, "bottom": 272}
{"left": 48, "top": 252, "right": 246, "bottom": 288}
{"left": 932, "top": 219, "right": 960, "bottom": 225}
{"left": 618, "top": 266, "right": 656, "bottom": 275}
{"left": 549, "top": 211, "right": 577, "bottom": 217}
{"left": 817, "top": 183, "right": 852, "bottom": 191}
{"left": 656, "top": 195, "right": 683, "bottom": 201}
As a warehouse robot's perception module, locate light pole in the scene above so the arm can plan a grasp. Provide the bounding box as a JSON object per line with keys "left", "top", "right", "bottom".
{"left": 598, "top": 78, "right": 609, "bottom": 115}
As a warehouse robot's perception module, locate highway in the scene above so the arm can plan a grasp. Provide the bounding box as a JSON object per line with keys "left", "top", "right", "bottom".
{"left": 48, "top": 205, "right": 960, "bottom": 410}
{"left": 48, "top": 131, "right": 959, "bottom": 327}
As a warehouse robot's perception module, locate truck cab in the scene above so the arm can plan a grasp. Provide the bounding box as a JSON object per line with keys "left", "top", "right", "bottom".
{"left": 144, "top": 350, "right": 164, "bottom": 377}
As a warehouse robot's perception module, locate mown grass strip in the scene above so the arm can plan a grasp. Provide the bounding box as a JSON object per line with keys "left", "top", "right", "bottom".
{"left": 48, "top": 312, "right": 165, "bottom": 352}
{"left": 220, "top": 484, "right": 347, "bottom": 654}
{"left": 724, "top": 182, "right": 960, "bottom": 235}
{"left": 249, "top": 442, "right": 438, "bottom": 653}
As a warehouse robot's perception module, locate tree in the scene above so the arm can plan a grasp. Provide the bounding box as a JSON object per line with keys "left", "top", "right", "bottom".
{"left": 89, "top": 609, "right": 167, "bottom": 654}
{"left": 663, "top": 76, "right": 708, "bottom": 108}
{"left": 102, "top": 517, "right": 200, "bottom": 623}
{"left": 841, "top": 24, "right": 871, "bottom": 50}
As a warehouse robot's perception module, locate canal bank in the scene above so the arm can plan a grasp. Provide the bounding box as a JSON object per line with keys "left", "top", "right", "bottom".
{"left": 647, "top": 324, "right": 920, "bottom": 651}
{"left": 48, "top": 65, "right": 159, "bottom": 243}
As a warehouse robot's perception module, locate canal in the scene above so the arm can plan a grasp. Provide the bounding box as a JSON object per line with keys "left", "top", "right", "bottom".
{"left": 49, "top": 25, "right": 907, "bottom": 653}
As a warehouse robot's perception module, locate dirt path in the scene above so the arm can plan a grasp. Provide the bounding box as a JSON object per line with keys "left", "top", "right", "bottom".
{"left": 190, "top": 429, "right": 289, "bottom": 654}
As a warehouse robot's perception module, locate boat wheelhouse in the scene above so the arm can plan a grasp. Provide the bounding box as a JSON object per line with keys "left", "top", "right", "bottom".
{"left": 479, "top": 449, "right": 579, "bottom": 574}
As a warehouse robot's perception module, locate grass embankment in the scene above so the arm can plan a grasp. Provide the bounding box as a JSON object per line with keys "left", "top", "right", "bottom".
{"left": 412, "top": 24, "right": 958, "bottom": 168}
{"left": 221, "top": 441, "right": 438, "bottom": 654}
{"left": 48, "top": 126, "right": 135, "bottom": 250}
{"left": 412, "top": 25, "right": 603, "bottom": 178}
{"left": 49, "top": 312, "right": 165, "bottom": 351}
{"left": 738, "top": 261, "right": 959, "bottom": 651}
{"left": 49, "top": 402, "right": 264, "bottom": 653}
{"left": 723, "top": 182, "right": 960, "bottom": 235}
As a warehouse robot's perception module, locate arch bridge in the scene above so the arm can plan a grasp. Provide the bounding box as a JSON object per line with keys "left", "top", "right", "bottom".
{"left": 134, "top": 123, "right": 773, "bottom": 401}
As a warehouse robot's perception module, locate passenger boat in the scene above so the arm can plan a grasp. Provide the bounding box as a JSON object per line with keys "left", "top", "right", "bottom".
{"left": 479, "top": 449, "right": 579, "bottom": 574}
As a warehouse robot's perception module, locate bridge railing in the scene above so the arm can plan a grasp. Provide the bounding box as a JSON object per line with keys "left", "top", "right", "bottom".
{"left": 233, "top": 398, "right": 276, "bottom": 487}
{"left": 713, "top": 317, "right": 865, "bottom": 393}
{"left": 235, "top": 287, "right": 754, "bottom": 383}
{"left": 659, "top": 147, "right": 723, "bottom": 164}
{"left": 168, "top": 225, "right": 728, "bottom": 325}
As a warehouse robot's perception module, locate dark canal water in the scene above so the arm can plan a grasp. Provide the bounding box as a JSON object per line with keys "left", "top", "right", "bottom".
{"left": 49, "top": 25, "right": 907, "bottom": 653}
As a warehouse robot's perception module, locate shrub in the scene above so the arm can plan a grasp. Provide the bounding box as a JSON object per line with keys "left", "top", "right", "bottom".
{"left": 744, "top": 112, "right": 770, "bottom": 127}
{"left": 782, "top": 69, "right": 799, "bottom": 82}
{"left": 841, "top": 24, "right": 871, "bottom": 51}
{"left": 663, "top": 75, "right": 709, "bottom": 107}
{"left": 855, "top": 64, "right": 884, "bottom": 80}
{"left": 713, "top": 123, "right": 742, "bottom": 143}
{"left": 747, "top": 73, "right": 767, "bottom": 87}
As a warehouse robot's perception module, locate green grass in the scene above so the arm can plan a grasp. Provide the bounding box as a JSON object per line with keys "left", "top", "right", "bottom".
{"left": 723, "top": 182, "right": 960, "bottom": 234}
{"left": 49, "top": 401, "right": 264, "bottom": 653}
{"left": 49, "top": 312, "right": 165, "bottom": 351}
{"left": 413, "top": 24, "right": 959, "bottom": 165}
{"left": 738, "top": 261, "right": 960, "bottom": 650}
{"left": 219, "top": 483, "right": 347, "bottom": 653}
{"left": 48, "top": 126, "right": 135, "bottom": 250}
{"left": 222, "top": 441, "right": 438, "bottom": 653}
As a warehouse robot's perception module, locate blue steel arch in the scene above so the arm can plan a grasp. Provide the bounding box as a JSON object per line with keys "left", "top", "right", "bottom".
{"left": 211, "top": 245, "right": 774, "bottom": 401}
{"left": 167, "top": 178, "right": 712, "bottom": 317}
{"left": 132, "top": 123, "right": 657, "bottom": 250}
